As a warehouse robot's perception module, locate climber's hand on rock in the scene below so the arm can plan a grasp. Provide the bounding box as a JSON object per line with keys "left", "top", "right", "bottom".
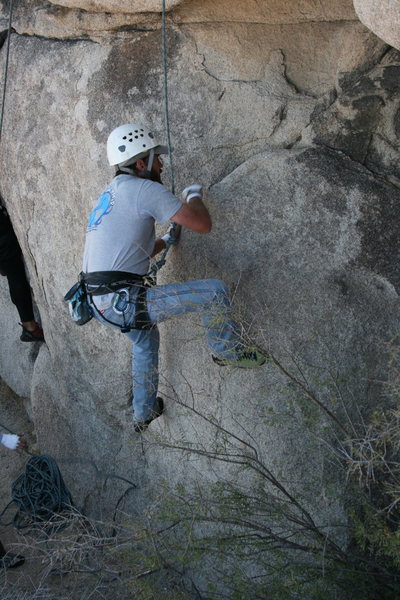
{"left": 181, "top": 184, "right": 203, "bottom": 203}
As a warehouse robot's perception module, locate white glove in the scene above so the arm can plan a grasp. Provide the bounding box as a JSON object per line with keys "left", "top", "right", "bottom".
{"left": 181, "top": 184, "right": 203, "bottom": 203}
{"left": 1, "top": 433, "right": 20, "bottom": 450}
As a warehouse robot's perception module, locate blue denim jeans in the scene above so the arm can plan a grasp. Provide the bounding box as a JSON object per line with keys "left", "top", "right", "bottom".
{"left": 92, "top": 279, "right": 242, "bottom": 421}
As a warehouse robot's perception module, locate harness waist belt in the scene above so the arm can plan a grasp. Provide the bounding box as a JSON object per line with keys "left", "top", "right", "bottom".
{"left": 81, "top": 270, "right": 151, "bottom": 331}
{"left": 81, "top": 271, "right": 145, "bottom": 296}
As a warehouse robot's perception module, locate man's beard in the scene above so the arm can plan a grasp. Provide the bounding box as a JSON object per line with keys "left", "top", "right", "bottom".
{"left": 149, "top": 169, "right": 162, "bottom": 184}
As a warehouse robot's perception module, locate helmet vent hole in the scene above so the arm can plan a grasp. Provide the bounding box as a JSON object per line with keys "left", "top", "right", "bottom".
{"left": 129, "top": 138, "right": 133, "bottom": 142}
{"left": 143, "top": 144, "right": 146, "bottom": 148}
{"left": 135, "top": 135, "right": 138, "bottom": 139}
{"left": 123, "top": 136, "right": 127, "bottom": 140}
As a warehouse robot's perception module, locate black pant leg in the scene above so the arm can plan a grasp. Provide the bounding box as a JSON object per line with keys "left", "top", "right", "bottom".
{"left": 0, "top": 252, "right": 35, "bottom": 323}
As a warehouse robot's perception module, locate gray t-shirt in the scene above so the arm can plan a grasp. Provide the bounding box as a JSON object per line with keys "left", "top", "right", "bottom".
{"left": 82, "top": 174, "right": 181, "bottom": 307}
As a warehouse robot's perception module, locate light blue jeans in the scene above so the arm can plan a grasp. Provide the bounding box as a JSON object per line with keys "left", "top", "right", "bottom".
{"left": 92, "top": 279, "right": 242, "bottom": 421}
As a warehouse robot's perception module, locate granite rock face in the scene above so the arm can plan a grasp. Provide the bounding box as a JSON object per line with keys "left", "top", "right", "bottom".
{"left": 0, "top": 0, "right": 399, "bottom": 593}
{"left": 354, "top": 0, "right": 400, "bottom": 50}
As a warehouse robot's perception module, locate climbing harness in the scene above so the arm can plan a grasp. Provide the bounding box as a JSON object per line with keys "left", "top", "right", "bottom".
{"left": 64, "top": 271, "right": 152, "bottom": 332}
{"left": 0, "top": 0, "right": 14, "bottom": 144}
{"left": 83, "top": 270, "right": 152, "bottom": 331}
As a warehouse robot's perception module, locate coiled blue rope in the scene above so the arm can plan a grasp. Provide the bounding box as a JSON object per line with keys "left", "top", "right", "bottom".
{"left": 1, "top": 454, "right": 75, "bottom": 531}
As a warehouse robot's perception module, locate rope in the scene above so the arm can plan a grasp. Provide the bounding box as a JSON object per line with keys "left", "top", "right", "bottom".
{"left": 1, "top": 454, "right": 75, "bottom": 531}
{"left": 0, "top": 422, "right": 74, "bottom": 531}
{"left": 145, "top": 0, "right": 180, "bottom": 285}
{"left": 0, "top": 0, "right": 14, "bottom": 144}
{"left": 0, "top": 419, "right": 19, "bottom": 436}
{"left": 0, "top": 420, "right": 137, "bottom": 533}
{"left": 162, "top": 0, "right": 175, "bottom": 195}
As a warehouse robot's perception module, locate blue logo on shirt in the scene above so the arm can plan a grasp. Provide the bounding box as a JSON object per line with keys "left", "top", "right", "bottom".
{"left": 87, "top": 190, "right": 114, "bottom": 232}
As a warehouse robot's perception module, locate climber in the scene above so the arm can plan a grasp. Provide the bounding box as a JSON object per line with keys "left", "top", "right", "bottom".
{"left": 0, "top": 199, "right": 44, "bottom": 342}
{"left": 0, "top": 432, "right": 26, "bottom": 569}
{"left": 82, "top": 122, "right": 267, "bottom": 433}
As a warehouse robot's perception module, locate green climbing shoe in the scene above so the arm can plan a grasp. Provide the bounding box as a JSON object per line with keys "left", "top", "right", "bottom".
{"left": 212, "top": 348, "right": 267, "bottom": 368}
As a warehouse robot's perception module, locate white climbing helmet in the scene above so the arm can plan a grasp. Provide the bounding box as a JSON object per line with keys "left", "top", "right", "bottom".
{"left": 107, "top": 123, "right": 168, "bottom": 168}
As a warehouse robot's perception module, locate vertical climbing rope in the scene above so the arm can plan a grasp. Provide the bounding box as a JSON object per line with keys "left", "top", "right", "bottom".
{"left": 162, "top": 0, "right": 175, "bottom": 194}
{"left": 0, "top": 0, "right": 14, "bottom": 144}
{"left": 144, "top": 0, "right": 180, "bottom": 284}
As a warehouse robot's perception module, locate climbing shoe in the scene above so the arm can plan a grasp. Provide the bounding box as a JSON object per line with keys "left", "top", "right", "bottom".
{"left": 134, "top": 397, "right": 164, "bottom": 433}
{"left": 0, "top": 553, "right": 25, "bottom": 569}
{"left": 20, "top": 324, "right": 44, "bottom": 342}
{"left": 212, "top": 347, "right": 267, "bottom": 368}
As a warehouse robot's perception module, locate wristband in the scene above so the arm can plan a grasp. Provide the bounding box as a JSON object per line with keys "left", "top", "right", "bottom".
{"left": 186, "top": 192, "right": 202, "bottom": 203}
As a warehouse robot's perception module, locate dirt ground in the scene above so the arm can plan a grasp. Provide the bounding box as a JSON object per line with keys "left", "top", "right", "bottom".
{"left": 0, "top": 380, "right": 187, "bottom": 599}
